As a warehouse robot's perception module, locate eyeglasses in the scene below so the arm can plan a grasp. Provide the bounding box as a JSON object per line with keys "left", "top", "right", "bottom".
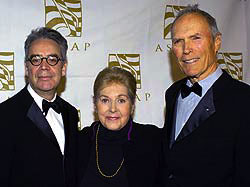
{"left": 27, "top": 55, "right": 62, "bottom": 66}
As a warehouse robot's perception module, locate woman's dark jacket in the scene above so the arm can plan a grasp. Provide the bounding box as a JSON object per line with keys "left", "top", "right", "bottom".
{"left": 76, "top": 121, "right": 163, "bottom": 187}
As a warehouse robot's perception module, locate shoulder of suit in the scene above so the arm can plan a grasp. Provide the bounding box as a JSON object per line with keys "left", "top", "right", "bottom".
{"left": 220, "top": 72, "right": 250, "bottom": 93}
{"left": 230, "top": 77, "right": 250, "bottom": 90}
{"left": 57, "top": 96, "right": 78, "bottom": 111}
{"left": 0, "top": 87, "right": 32, "bottom": 109}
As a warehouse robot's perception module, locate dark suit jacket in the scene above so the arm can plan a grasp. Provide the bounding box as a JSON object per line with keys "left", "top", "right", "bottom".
{"left": 0, "top": 86, "right": 79, "bottom": 187}
{"left": 77, "top": 121, "right": 163, "bottom": 187}
{"left": 163, "top": 71, "right": 250, "bottom": 187}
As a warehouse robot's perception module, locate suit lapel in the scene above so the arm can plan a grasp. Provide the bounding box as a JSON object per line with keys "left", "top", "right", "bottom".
{"left": 27, "top": 101, "right": 60, "bottom": 150}
{"left": 59, "top": 97, "right": 70, "bottom": 155}
{"left": 166, "top": 79, "right": 186, "bottom": 148}
{"left": 168, "top": 97, "right": 178, "bottom": 148}
{"left": 176, "top": 87, "right": 215, "bottom": 141}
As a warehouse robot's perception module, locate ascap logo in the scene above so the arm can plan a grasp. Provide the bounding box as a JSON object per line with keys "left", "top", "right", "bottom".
{"left": 164, "top": 5, "right": 186, "bottom": 40}
{"left": 108, "top": 54, "right": 142, "bottom": 89}
{"left": 45, "top": 0, "right": 82, "bottom": 37}
{"left": 0, "top": 52, "right": 15, "bottom": 91}
{"left": 156, "top": 4, "right": 186, "bottom": 52}
{"left": 217, "top": 52, "right": 243, "bottom": 80}
{"left": 77, "top": 109, "right": 82, "bottom": 131}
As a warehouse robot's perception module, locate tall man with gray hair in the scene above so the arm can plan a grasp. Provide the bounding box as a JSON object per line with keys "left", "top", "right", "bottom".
{"left": 0, "top": 27, "right": 78, "bottom": 187}
{"left": 163, "top": 4, "right": 250, "bottom": 187}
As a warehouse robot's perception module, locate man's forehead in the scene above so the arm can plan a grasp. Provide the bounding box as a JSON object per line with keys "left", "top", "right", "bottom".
{"left": 172, "top": 13, "right": 211, "bottom": 37}
{"left": 28, "top": 38, "right": 61, "bottom": 53}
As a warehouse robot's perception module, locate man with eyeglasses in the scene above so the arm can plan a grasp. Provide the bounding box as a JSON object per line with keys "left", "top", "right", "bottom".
{"left": 0, "top": 27, "right": 79, "bottom": 187}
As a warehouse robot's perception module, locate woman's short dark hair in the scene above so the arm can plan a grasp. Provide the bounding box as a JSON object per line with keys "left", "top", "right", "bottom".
{"left": 24, "top": 27, "right": 68, "bottom": 63}
{"left": 93, "top": 67, "right": 137, "bottom": 105}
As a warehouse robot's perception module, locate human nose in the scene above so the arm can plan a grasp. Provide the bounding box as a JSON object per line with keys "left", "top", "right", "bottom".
{"left": 40, "top": 58, "right": 50, "bottom": 69}
{"left": 109, "top": 101, "right": 117, "bottom": 113}
{"left": 183, "top": 40, "right": 192, "bottom": 55}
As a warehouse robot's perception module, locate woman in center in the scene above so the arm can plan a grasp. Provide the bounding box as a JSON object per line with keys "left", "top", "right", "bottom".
{"left": 77, "top": 67, "right": 162, "bottom": 187}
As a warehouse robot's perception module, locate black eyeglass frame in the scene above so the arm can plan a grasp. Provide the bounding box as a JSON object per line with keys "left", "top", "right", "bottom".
{"left": 26, "top": 55, "right": 63, "bottom": 66}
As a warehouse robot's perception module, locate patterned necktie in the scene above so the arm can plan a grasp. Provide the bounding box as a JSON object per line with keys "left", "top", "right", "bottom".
{"left": 181, "top": 82, "right": 202, "bottom": 99}
{"left": 42, "top": 98, "right": 61, "bottom": 116}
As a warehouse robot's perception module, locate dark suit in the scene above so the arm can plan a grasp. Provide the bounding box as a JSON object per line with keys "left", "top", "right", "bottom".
{"left": 0, "top": 86, "right": 79, "bottom": 187}
{"left": 163, "top": 71, "right": 250, "bottom": 187}
{"left": 77, "top": 121, "right": 162, "bottom": 187}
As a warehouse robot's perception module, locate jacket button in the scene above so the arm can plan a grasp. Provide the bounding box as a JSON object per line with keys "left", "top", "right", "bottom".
{"left": 168, "top": 174, "right": 174, "bottom": 179}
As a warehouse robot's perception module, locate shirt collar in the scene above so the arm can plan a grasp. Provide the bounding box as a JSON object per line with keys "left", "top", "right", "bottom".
{"left": 187, "top": 67, "right": 223, "bottom": 96}
{"left": 27, "top": 84, "right": 57, "bottom": 112}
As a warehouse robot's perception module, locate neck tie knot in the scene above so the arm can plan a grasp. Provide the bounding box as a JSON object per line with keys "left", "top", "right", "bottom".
{"left": 181, "top": 82, "right": 202, "bottom": 99}
{"left": 42, "top": 98, "right": 61, "bottom": 116}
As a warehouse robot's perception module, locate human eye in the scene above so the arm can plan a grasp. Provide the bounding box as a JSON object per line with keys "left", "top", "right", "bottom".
{"left": 47, "top": 56, "right": 59, "bottom": 65}
{"left": 173, "top": 39, "right": 181, "bottom": 45}
{"left": 117, "top": 96, "right": 129, "bottom": 104}
{"left": 173, "top": 38, "right": 184, "bottom": 46}
{"left": 191, "top": 35, "right": 201, "bottom": 40}
{"left": 118, "top": 98, "right": 126, "bottom": 103}
{"left": 30, "top": 56, "right": 41, "bottom": 65}
{"left": 99, "top": 97, "right": 110, "bottom": 104}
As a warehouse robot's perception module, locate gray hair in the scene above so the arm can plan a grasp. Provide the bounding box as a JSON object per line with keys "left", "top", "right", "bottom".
{"left": 24, "top": 27, "right": 68, "bottom": 63}
{"left": 171, "top": 4, "right": 221, "bottom": 40}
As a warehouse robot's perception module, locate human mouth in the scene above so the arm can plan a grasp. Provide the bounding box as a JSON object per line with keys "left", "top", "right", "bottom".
{"left": 38, "top": 76, "right": 52, "bottom": 81}
{"left": 182, "top": 58, "right": 199, "bottom": 64}
{"left": 106, "top": 116, "right": 120, "bottom": 121}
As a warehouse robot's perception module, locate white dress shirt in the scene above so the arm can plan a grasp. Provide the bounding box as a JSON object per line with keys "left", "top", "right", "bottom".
{"left": 27, "top": 84, "right": 65, "bottom": 154}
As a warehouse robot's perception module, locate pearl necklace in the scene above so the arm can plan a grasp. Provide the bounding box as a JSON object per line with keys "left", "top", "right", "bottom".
{"left": 95, "top": 124, "right": 124, "bottom": 178}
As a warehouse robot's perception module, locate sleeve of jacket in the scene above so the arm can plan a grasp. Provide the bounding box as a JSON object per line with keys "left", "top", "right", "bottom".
{"left": 0, "top": 103, "right": 15, "bottom": 186}
{"left": 234, "top": 98, "right": 250, "bottom": 186}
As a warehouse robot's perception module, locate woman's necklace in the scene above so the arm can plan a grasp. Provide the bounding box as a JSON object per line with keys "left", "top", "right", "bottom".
{"left": 95, "top": 124, "right": 124, "bottom": 178}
